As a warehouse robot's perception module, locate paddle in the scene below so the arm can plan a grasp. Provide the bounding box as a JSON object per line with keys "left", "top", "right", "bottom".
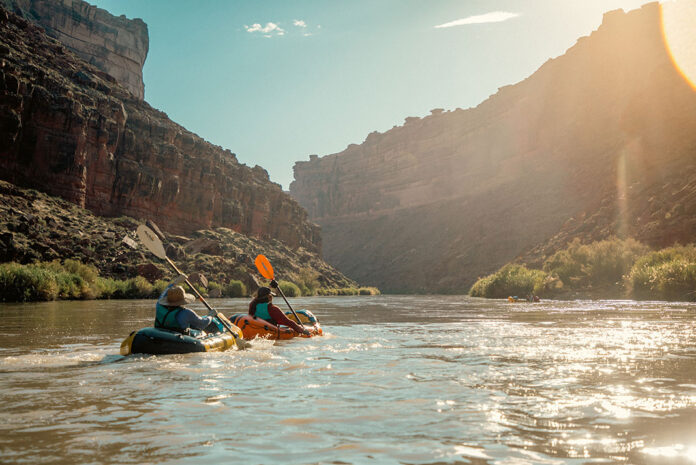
{"left": 136, "top": 224, "right": 250, "bottom": 349}
{"left": 254, "top": 254, "right": 306, "bottom": 331}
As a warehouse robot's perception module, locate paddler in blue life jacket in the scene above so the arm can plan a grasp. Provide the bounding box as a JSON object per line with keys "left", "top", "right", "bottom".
{"left": 249, "top": 284, "right": 311, "bottom": 336}
{"left": 155, "top": 275, "right": 223, "bottom": 335}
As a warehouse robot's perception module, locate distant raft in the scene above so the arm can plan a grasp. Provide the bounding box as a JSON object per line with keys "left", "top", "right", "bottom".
{"left": 230, "top": 309, "right": 323, "bottom": 340}
{"left": 508, "top": 295, "right": 541, "bottom": 303}
{"left": 120, "top": 315, "right": 243, "bottom": 355}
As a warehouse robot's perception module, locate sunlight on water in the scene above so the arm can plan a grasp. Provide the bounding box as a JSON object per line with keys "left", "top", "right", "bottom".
{"left": 661, "top": 0, "right": 696, "bottom": 90}
{"left": 642, "top": 444, "right": 696, "bottom": 463}
{"left": 0, "top": 297, "right": 694, "bottom": 464}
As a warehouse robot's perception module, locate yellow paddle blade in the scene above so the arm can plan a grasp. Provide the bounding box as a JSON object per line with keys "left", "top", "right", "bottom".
{"left": 255, "top": 254, "right": 274, "bottom": 280}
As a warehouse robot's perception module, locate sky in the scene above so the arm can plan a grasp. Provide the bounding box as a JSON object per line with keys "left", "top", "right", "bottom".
{"left": 90, "top": 0, "right": 650, "bottom": 189}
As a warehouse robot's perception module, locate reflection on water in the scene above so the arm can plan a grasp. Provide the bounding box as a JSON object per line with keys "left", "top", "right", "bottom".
{"left": 0, "top": 296, "right": 695, "bottom": 464}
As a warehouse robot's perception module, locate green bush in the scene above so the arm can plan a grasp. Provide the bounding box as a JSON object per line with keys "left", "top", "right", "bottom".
{"left": 62, "top": 259, "right": 99, "bottom": 284}
{"left": 626, "top": 245, "right": 696, "bottom": 301}
{"left": 358, "top": 287, "right": 381, "bottom": 295}
{"left": 298, "top": 283, "right": 311, "bottom": 296}
{"left": 95, "top": 276, "right": 157, "bottom": 299}
{"left": 0, "top": 262, "right": 59, "bottom": 302}
{"left": 316, "top": 287, "right": 378, "bottom": 296}
{"left": 278, "top": 280, "right": 301, "bottom": 297}
{"left": 295, "top": 268, "right": 320, "bottom": 296}
{"left": 543, "top": 237, "right": 649, "bottom": 289}
{"left": 208, "top": 281, "right": 223, "bottom": 297}
{"left": 94, "top": 277, "right": 119, "bottom": 299}
{"left": 469, "top": 264, "right": 548, "bottom": 299}
{"left": 127, "top": 276, "right": 155, "bottom": 298}
{"left": 316, "top": 288, "right": 337, "bottom": 296}
{"left": 152, "top": 279, "right": 170, "bottom": 296}
{"left": 55, "top": 273, "right": 88, "bottom": 300}
{"left": 224, "top": 280, "right": 247, "bottom": 297}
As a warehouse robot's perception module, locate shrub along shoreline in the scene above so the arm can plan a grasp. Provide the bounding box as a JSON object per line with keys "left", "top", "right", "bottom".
{"left": 470, "top": 238, "right": 696, "bottom": 302}
{"left": 0, "top": 259, "right": 380, "bottom": 302}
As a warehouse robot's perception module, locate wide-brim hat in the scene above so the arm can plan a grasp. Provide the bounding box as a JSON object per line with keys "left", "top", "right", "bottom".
{"left": 257, "top": 286, "right": 276, "bottom": 298}
{"left": 158, "top": 285, "right": 196, "bottom": 306}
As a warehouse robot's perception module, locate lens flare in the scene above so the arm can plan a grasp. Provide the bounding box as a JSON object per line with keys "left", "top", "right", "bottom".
{"left": 660, "top": 0, "right": 696, "bottom": 90}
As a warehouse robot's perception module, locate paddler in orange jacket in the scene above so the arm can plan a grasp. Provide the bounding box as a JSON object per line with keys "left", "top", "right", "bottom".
{"left": 248, "top": 284, "right": 311, "bottom": 336}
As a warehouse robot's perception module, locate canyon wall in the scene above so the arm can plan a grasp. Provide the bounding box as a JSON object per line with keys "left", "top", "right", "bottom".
{"left": 1, "top": 0, "right": 148, "bottom": 100}
{"left": 0, "top": 5, "right": 320, "bottom": 252}
{"left": 290, "top": 2, "right": 696, "bottom": 292}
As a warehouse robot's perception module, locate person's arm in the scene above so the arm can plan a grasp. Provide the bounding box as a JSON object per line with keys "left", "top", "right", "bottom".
{"left": 268, "top": 304, "right": 307, "bottom": 334}
{"left": 176, "top": 307, "right": 213, "bottom": 330}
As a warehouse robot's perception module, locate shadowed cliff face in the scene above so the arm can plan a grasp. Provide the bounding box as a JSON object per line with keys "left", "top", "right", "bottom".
{"left": 0, "top": 0, "right": 148, "bottom": 100}
{"left": 290, "top": 2, "right": 696, "bottom": 293}
{"left": 0, "top": 6, "right": 321, "bottom": 253}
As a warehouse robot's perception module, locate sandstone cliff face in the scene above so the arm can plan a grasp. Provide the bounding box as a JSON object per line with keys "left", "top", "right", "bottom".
{"left": 290, "top": 3, "right": 696, "bottom": 293}
{"left": 0, "top": 6, "right": 320, "bottom": 252}
{"left": 1, "top": 0, "right": 148, "bottom": 100}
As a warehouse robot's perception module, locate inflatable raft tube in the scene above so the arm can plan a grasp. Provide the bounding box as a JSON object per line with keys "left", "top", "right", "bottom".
{"left": 230, "top": 309, "right": 323, "bottom": 340}
{"left": 120, "top": 327, "right": 238, "bottom": 355}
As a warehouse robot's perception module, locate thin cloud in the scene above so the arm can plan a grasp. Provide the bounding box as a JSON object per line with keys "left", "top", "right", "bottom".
{"left": 434, "top": 11, "right": 519, "bottom": 28}
{"left": 245, "top": 22, "right": 285, "bottom": 37}
{"left": 293, "top": 19, "right": 307, "bottom": 28}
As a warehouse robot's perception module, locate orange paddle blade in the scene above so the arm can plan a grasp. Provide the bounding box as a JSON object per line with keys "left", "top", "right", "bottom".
{"left": 255, "top": 254, "right": 274, "bottom": 280}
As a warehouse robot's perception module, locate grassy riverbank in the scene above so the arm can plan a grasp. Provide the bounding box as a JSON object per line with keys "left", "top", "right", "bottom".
{"left": 0, "top": 260, "right": 381, "bottom": 302}
{"left": 470, "top": 238, "right": 696, "bottom": 301}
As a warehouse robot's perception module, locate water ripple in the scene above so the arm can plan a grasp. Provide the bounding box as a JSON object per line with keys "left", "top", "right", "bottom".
{"left": 0, "top": 297, "right": 695, "bottom": 464}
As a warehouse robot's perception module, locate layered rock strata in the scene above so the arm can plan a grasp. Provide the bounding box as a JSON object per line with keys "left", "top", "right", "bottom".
{"left": 291, "top": 3, "right": 696, "bottom": 293}
{"left": 0, "top": 6, "right": 320, "bottom": 252}
{"left": 1, "top": 0, "right": 148, "bottom": 100}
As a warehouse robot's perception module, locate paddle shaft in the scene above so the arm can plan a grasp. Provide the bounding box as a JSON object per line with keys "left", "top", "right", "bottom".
{"left": 273, "top": 283, "right": 305, "bottom": 330}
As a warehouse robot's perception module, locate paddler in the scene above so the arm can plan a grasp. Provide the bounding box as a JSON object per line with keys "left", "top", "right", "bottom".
{"left": 155, "top": 274, "right": 223, "bottom": 335}
{"left": 249, "top": 284, "right": 311, "bottom": 336}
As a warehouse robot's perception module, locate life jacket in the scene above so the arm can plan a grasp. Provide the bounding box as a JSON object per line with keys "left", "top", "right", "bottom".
{"left": 253, "top": 302, "right": 277, "bottom": 325}
{"left": 155, "top": 303, "right": 185, "bottom": 331}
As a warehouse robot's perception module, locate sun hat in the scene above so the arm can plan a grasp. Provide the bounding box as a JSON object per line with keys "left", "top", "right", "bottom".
{"left": 158, "top": 285, "right": 196, "bottom": 306}
{"left": 256, "top": 286, "right": 276, "bottom": 298}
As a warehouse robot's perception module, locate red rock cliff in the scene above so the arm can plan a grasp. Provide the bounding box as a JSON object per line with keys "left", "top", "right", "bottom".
{"left": 1, "top": 0, "right": 148, "bottom": 100}
{"left": 0, "top": 6, "right": 321, "bottom": 252}
{"left": 290, "top": 2, "right": 696, "bottom": 292}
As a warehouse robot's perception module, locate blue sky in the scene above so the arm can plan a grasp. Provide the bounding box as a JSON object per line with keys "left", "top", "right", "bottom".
{"left": 91, "top": 0, "right": 648, "bottom": 189}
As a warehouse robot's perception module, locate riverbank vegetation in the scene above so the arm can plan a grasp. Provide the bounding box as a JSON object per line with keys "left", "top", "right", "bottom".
{"left": 317, "top": 287, "right": 381, "bottom": 296}
{"left": 469, "top": 264, "right": 547, "bottom": 299}
{"left": 469, "top": 238, "right": 696, "bottom": 301}
{"left": 0, "top": 260, "right": 168, "bottom": 301}
{"left": 0, "top": 260, "right": 381, "bottom": 302}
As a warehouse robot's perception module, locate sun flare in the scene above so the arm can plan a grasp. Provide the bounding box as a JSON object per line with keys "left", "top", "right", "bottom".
{"left": 660, "top": 0, "right": 696, "bottom": 90}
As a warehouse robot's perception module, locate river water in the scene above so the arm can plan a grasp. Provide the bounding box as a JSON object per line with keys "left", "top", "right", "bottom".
{"left": 0, "top": 296, "right": 695, "bottom": 464}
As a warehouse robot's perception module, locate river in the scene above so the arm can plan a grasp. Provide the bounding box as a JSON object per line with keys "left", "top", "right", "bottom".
{"left": 0, "top": 296, "right": 695, "bottom": 464}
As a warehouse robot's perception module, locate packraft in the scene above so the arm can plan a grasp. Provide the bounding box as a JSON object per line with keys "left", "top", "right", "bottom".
{"left": 231, "top": 309, "right": 322, "bottom": 340}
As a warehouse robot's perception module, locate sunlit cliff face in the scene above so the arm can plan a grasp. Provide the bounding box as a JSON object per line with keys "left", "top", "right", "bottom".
{"left": 661, "top": 0, "right": 696, "bottom": 90}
